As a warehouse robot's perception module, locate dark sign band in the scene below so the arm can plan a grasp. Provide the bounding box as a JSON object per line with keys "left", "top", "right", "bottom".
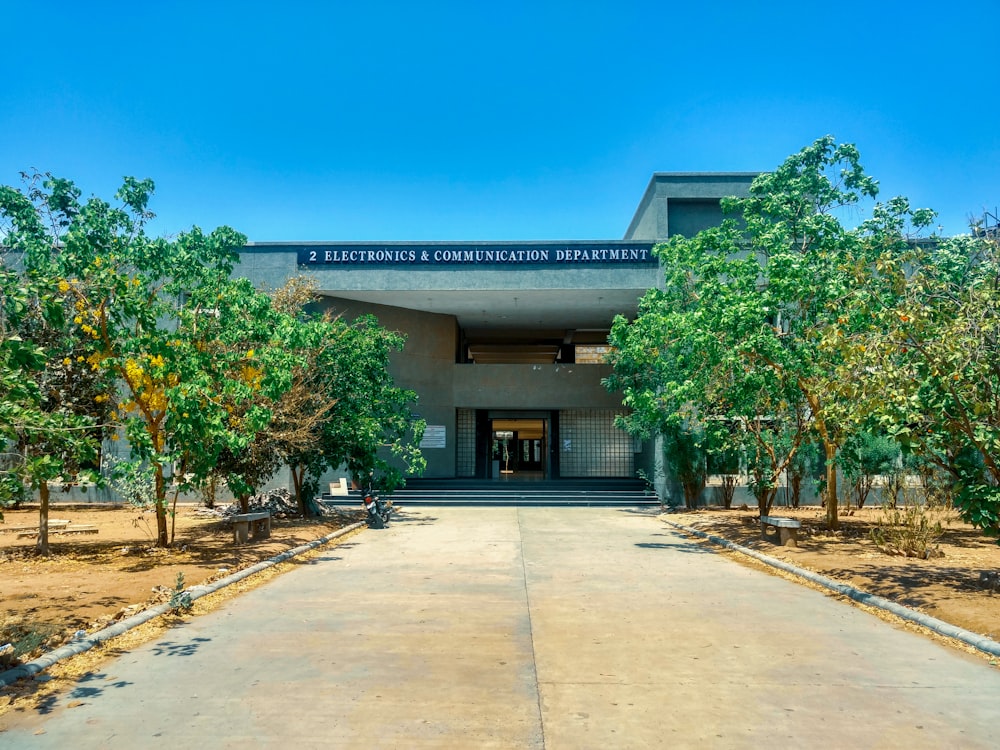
{"left": 294, "top": 243, "right": 657, "bottom": 268}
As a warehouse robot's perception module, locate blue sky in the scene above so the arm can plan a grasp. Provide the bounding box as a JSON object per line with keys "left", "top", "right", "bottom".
{"left": 2, "top": 1, "right": 996, "bottom": 241}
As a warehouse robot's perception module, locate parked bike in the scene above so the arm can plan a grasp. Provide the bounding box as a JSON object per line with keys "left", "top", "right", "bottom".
{"left": 362, "top": 485, "right": 392, "bottom": 529}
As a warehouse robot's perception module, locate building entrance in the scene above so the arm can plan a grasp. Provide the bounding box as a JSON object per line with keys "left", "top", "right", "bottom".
{"left": 489, "top": 417, "right": 547, "bottom": 480}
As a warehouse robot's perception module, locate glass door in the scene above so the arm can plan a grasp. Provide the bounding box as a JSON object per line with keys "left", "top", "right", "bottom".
{"left": 489, "top": 417, "right": 546, "bottom": 480}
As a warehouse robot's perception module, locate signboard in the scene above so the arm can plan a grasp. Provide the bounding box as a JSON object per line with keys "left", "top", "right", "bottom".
{"left": 293, "top": 242, "right": 657, "bottom": 268}
{"left": 420, "top": 425, "right": 447, "bottom": 449}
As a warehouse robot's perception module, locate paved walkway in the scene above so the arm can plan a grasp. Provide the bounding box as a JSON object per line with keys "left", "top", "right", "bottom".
{"left": 3, "top": 507, "right": 999, "bottom": 748}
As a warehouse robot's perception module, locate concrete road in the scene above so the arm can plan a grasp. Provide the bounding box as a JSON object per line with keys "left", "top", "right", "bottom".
{"left": 3, "top": 507, "right": 998, "bottom": 748}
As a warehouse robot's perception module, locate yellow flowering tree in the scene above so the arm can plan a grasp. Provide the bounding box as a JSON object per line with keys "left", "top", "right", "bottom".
{"left": 171, "top": 276, "right": 309, "bottom": 515}
{"left": 2, "top": 172, "right": 247, "bottom": 547}
{"left": 1, "top": 174, "right": 116, "bottom": 554}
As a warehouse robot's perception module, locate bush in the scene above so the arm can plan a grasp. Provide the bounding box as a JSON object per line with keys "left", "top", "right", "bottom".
{"left": 168, "top": 572, "right": 193, "bottom": 613}
{"left": 870, "top": 502, "right": 944, "bottom": 558}
{"left": 0, "top": 619, "right": 63, "bottom": 667}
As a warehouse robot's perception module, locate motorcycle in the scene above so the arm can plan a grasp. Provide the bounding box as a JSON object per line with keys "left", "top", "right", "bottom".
{"left": 362, "top": 485, "right": 392, "bottom": 529}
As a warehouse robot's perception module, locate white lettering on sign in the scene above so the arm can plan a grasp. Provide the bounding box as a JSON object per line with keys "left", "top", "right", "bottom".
{"left": 432, "top": 249, "right": 552, "bottom": 263}
{"left": 293, "top": 244, "right": 656, "bottom": 267}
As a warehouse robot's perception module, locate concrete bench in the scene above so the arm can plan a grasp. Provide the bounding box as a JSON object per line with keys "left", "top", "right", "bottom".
{"left": 231, "top": 511, "right": 271, "bottom": 543}
{"left": 2, "top": 520, "right": 71, "bottom": 534}
{"left": 760, "top": 515, "right": 801, "bottom": 547}
{"left": 17, "top": 523, "right": 98, "bottom": 539}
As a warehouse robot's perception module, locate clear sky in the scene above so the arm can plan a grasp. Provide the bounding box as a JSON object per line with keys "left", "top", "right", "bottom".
{"left": 2, "top": 1, "right": 996, "bottom": 241}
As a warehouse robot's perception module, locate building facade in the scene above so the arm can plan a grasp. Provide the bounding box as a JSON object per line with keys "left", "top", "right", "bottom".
{"left": 234, "top": 173, "right": 756, "bottom": 485}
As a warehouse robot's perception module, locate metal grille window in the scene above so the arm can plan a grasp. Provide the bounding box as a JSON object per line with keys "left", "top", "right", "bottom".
{"left": 559, "top": 409, "right": 633, "bottom": 477}
{"left": 456, "top": 408, "right": 476, "bottom": 477}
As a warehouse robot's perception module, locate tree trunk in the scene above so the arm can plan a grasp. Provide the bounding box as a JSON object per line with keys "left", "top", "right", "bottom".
{"left": 36, "top": 482, "right": 51, "bottom": 556}
{"left": 291, "top": 464, "right": 305, "bottom": 516}
{"left": 683, "top": 479, "right": 704, "bottom": 509}
{"left": 170, "top": 486, "right": 181, "bottom": 545}
{"left": 805, "top": 387, "right": 839, "bottom": 531}
{"left": 756, "top": 484, "right": 778, "bottom": 519}
{"left": 824, "top": 440, "right": 839, "bottom": 530}
{"left": 789, "top": 473, "right": 802, "bottom": 508}
{"left": 154, "top": 464, "right": 169, "bottom": 547}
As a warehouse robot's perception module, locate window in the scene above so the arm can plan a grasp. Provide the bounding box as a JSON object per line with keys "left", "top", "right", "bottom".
{"left": 575, "top": 345, "right": 612, "bottom": 364}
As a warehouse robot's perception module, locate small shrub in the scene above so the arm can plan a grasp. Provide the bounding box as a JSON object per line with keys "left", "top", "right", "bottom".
{"left": 131, "top": 510, "right": 157, "bottom": 543}
{"left": 105, "top": 455, "right": 157, "bottom": 509}
{"left": 870, "top": 502, "right": 944, "bottom": 558}
{"left": 168, "top": 572, "right": 193, "bottom": 613}
{"left": 197, "top": 474, "right": 225, "bottom": 509}
{"left": 712, "top": 475, "right": 738, "bottom": 509}
{"left": 0, "top": 620, "right": 63, "bottom": 667}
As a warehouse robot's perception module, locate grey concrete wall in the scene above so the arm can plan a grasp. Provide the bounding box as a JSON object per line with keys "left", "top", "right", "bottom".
{"left": 234, "top": 247, "right": 299, "bottom": 289}
{"left": 667, "top": 199, "right": 726, "bottom": 239}
{"left": 453, "top": 364, "right": 621, "bottom": 409}
{"left": 321, "top": 296, "right": 459, "bottom": 478}
{"left": 301, "top": 264, "right": 659, "bottom": 295}
{"left": 320, "top": 297, "right": 628, "bottom": 477}
{"left": 624, "top": 173, "right": 757, "bottom": 240}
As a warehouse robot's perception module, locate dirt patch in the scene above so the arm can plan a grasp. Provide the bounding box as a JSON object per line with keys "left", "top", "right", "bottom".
{"left": 669, "top": 506, "right": 1000, "bottom": 644}
{"left": 1, "top": 503, "right": 364, "bottom": 669}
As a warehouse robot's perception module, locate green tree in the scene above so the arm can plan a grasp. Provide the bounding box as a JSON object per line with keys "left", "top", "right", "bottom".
{"left": 609, "top": 138, "right": 871, "bottom": 522}
{"left": 852, "top": 229, "right": 1000, "bottom": 536}
{"left": 608, "top": 137, "right": 936, "bottom": 528}
{"left": 176, "top": 276, "right": 308, "bottom": 515}
{"left": 281, "top": 312, "right": 426, "bottom": 506}
{"left": 1, "top": 173, "right": 249, "bottom": 547}
{"left": 250, "top": 277, "right": 426, "bottom": 514}
{"left": 839, "top": 429, "right": 900, "bottom": 509}
{"left": 1, "top": 174, "right": 114, "bottom": 553}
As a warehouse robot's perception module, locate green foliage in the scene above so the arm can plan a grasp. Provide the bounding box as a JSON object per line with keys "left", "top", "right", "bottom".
{"left": 869, "top": 502, "right": 944, "bottom": 558}
{"left": 2, "top": 172, "right": 427, "bottom": 540}
{"left": 607, "top": 136, "right": 886, "bottom": 522}
{"left": 1, "top": 172, "right": 266, "bottom": 544}
{"left": 839, "top": 430, "right": 901, "bottom": 508}
{"left": 659, "top": 420, "right": 708, "bottom": 509}
{"left": 168, "top": 572, "right": 193, "bottom": 613}
{"left": 608, "top": 136, "right": 1000, "bottom": 540}
{"left": 607, "top": 136, "right": 1000, "bottom": 534}
{"left": 848, "top": 222, "right": 1000, "bottom": 537}
{"left": 281, "top": 308, "right": 426, "bottom": 511}
{"left": 1, "top": 173, "right": 115, "bottom": 542}
{"left": 0, "top": 619, "right": 62, "bottom": 667}
{"left": 104, "top": 455, "right": 157, "bottom": 509}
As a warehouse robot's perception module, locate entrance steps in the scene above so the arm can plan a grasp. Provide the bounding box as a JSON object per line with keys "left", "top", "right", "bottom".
{"left": 383, "top": 479, "right": 659, "bottom": 507}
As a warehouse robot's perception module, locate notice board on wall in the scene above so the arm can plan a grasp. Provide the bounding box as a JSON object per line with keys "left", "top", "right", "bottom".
{"left": 420, "top": 425, "right": 446, "bottom": 449}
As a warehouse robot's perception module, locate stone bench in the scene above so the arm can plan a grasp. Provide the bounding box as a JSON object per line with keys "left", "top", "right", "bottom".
{"left": 2, "top": 520, "right": 70, "bottom": 534}
{"left": 16, "top": 523, "right": 97, "bottom": 539}
{"left": 231, "top": 511, "right": 271, "bottom": 543}
{"left": 760, "top": 515, "right": 801, "bottom": 547}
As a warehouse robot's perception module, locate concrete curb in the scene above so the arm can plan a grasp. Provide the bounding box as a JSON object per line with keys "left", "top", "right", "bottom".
{"left": 663, "top": 518, "right": 1000, "bottom": 659}
{"left": 0, "top": 520, "right": 366, "bottom": 688}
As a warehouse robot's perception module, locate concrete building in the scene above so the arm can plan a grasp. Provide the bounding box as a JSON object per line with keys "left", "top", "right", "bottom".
{"left": 234, "top": 174, "right": 757, "bottom": 488}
